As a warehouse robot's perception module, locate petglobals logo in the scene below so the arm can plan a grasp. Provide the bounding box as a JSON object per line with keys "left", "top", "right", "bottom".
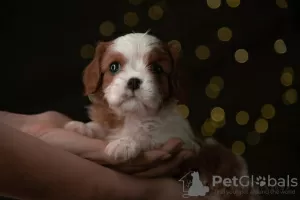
{"left": 212, "top": 174, "right": 298, "bottom": 195}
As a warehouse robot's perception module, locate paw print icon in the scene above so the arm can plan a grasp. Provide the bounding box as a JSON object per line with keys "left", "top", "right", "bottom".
{"left": 255, "top": 176, "right": 267, "bottom": 187}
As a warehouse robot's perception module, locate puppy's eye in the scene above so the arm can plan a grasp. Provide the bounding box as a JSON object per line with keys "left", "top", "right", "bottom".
{"left": 150, "top": 63, "right": 164, "bottom": 74}
{"left": 109, "top": 62, "right": 121, "bottom": 74}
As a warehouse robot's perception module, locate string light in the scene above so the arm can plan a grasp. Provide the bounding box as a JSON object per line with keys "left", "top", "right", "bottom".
{"left": 232, "top": 141, "right": 246, "bottom": 155}
{"left": 148, "top": 5, "right": 164, "bottom": 20}
{"left": 196, "top": 45, "right": 210, "bottom": 60}
{"left": 236, "top": 111, "right": 249, "bottom": 125}
{"left": 80, "top": 44, "right": 95, "bottom": 59}
{"left": 283, "top": 89, "right": 298, "bottom": 105}
{"left": 254, "top": 118, "right": 269, "bottom": 134}
{"left": 129, "top": 0, "right": 143, "bottom": 6}
{"left": 261, "top": 104, "right": 276, "bottom": 119}
{"left": 276, "top": 0, "right": 288, "bottom": 8}
{"left": 207, "top": 0, "right": 221, "bottom": 9}
{"left": 235, "top": 49, "right": 249, "bottom": 63}
{"left": 99, "top": 21, "right": 116, "bottom": 36}
{"left": 226, "top": 0, "right": 240, "bottom": 8}
{"left": 217, "top": 27, "right": 232, "bottom": 42}
{"left": 168, "top": 40, "right": 182, "bottom": 52}
{"left": 274, "top": 39, "right": 287, "bottom": 54}
{"left": 211, "top": 107, "right": 225, "bottom": 122}
{"left": 124, "top": 12, "right": 139, "bottom": 27}
{"left": 177, "top": 104, "right": 190, "bottom": 119}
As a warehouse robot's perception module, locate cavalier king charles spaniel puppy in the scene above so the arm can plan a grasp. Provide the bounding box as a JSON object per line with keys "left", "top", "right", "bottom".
{"left": 65, "top": 32, "right": 200, "bottom": 162}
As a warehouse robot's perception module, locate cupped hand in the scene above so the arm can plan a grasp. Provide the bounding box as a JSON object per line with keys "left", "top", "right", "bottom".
{"left": 0, "top": 111, "right": 195, "bottom": 177}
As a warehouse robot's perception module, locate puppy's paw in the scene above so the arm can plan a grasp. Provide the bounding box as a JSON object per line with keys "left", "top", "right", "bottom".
{"left": 64, "top": 121, "right": 95, "bottom": 138}
{"left": 104, "top": 137, "right": 141, "bottom": 162}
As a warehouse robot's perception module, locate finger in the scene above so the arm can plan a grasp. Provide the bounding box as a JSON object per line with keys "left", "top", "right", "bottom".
{"left": 160, "top": 138, "right": 183, "bottom": 154}
{"left": 38, "top": 128, "right": 119, "bottom": 165}
{"left": 134, "top": 150, "right": 194, "bottom": 178}
{"left": 129, "top": 150, "right": 171, "bottom": 166}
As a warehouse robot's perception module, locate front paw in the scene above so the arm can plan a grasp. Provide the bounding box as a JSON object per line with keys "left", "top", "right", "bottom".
{"left": 104, "top": 137, "right": 141, "bottom": 162}
{"left": 64, "top": 121, "right": 95, "bottom": 138}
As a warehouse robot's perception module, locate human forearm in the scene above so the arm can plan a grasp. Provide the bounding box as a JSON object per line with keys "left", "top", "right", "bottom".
{"left": 0, "top": 123, "right": 153, "bottom": 200}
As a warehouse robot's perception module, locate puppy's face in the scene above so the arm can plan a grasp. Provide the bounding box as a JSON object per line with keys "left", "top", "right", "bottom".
{"left": 83, "top": 33, "right": 179, "bottom": 117}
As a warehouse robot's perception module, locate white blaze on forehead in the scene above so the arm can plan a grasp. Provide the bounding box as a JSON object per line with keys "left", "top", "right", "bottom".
{"left": 111, "top": 33, "right": 161, "bottom": 63}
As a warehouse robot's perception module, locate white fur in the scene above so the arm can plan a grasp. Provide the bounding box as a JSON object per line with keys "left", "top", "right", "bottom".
{"left": 65, "top": 33, "right": 200, "bottom": 162}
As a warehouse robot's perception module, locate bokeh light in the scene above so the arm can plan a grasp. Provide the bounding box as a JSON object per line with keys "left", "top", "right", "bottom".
{"left": 274, "top": 39, "right": 287, "bottom": 54}
{"left": 234, "top": 49, "right": 249, "bottom": 63}
{"left": 177, "top": 104, "right": 190, "bottom": 119}
{"left": 196, "top": 45, "right": 210, "bottom": 60}
{"left": 99, "top": 21, "right": 116, "bottom": 36}
{"left": 210, "top": 76, "right": 224, "bottom": 90}
{"left": 236, "top": 111, "right": 249, "bottom": 125}
{"left": 168, "top": 40, "right": 182, "bottom": 52}
{"left": 205, "top": 84, "right": 220, "bottom": 99}
{"left": 148, "top": 5, "right": 164, "bottom": 20}
{"left": 261, "top": 104, "right": 276, "bottom": 119}
{"left": 207, "top": 0, "right": 221, "bottom": 9}
{"left": 276, "top": 0, "right": 288, "bottom": 8}
{"left": 226, "top": 0, "right": 240, "bottom": 8}
{"left": 217, "top": 27, "right": 232, "bottom": 42}
{"left": 283, "top": 89, "right": 298, "bottom": 105}
{"left": 246, "top": 131, "right": 260, "bottom": 146}
{"left": 129, "top": 0, "right": 143, "bottom": 6}
{"left": 232, "top": 141, "right": 246, "bottom": 156}
{"left": 124, "top": 12, "right": 139, "bottom": 27}
{"left": 201, "top": 119, "right": 217, "bottom": 136}
{"left": 254, "top": 118, "right": 269, "bottom": 134}
{"left": 211, "top": 107, "right": 225, "bottom": 122}
{"left": 280, "top": 67, "right": 294, "bottom": 87}
{"left": 80, "top": 44, "right": 95, "bottom": 59}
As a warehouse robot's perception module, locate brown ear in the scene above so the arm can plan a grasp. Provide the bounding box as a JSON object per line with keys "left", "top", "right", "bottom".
{"left": 167, "top": 42, "right": 189, "bottom": 104}
{"left": 83, "top": 42, "right": 110, "bottom": 96}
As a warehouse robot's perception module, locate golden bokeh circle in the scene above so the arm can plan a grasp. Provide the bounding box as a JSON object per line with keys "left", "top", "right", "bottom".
{"left": 205, "top": 84, "right": 220, "bottom": 99}
{"left": 80, "top": 44, "right": 95, "bottom": 59}
{"left": 274, "top": 39, "right": 287, "bottom": 54}
{"left": 99, "top": 21, "right": 116, "bottom": 36}
{"left": 226, "top": 0, "right": 240, "bottom": 8}
{"left": 280, "top": 72, "right": 293, "bottom": 87}
{"left": 211, "top": 107, "right": 225, "bottom": 122}
{"left": 148, "top": 5, "right": 164, "bottom": 20}
{"left": 232, "top": 141, "right": 246, "bottom": 156}
{"left": 236, "top": 111, "right": 249, "bottom": 125}
{"left": 124, "top": 12, "right": 139, "bottom": 27}
{"left": 177, "top": 104, "right": 190, "bottom": 119}
{"left": 254, "top": 118, "right": 269, "bottom": 134}
{"left": 210, "top": 76, "right": 224, "bottom": 90}
{"left": 283, "top": 89, "right": 298, "bottom": 105}
{"left": 234, "top": 49, "right": 249, "bottom": 63}
{"left": 195, "top": 45, "right": 210, "bottom": 60}
{"left": 261, "top": 104, "right": 276, "bottom": 119}
{"left": 202, "top": 120, "right": 217, "bottom": 136}
{"left": 276, "top": 0, "right": 288, "bottom": 8}
{"left": 207, "top": 0, "right": 221, "bottom": 9}
{"left": 129, "top": 0, "right": 143, "bottom": 6}
{"left": 246, "top": 131, "right": 260, "bottom": 146}
{"left": 217, "top": 27, "right": 232, "bottom": 42}
{"left": 283, "top": 67, "right": 294, "bottom": 74}
{"left": 168, "top": 40, "right": 182, "bottom": 52}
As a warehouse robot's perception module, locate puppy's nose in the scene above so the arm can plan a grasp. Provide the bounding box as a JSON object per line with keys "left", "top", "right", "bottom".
{"left": 127, "top": 78, "right": 142, "bottom": 91}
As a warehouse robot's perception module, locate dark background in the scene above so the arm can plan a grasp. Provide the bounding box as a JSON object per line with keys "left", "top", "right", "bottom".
{"left": 1, "top": 0, "right": 299, "bottom": 199}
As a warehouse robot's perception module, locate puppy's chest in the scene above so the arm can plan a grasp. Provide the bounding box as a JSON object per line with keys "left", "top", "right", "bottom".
{"left": 123, "top": 118, "right": 163, "bottom": 136}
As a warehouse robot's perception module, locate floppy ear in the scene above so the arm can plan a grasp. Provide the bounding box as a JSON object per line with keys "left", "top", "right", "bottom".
{"left": 167, "top": 42, "right": 189, "bottom": 104}
{"left": 83, "top": 42, "right": 109, "bottom": 96}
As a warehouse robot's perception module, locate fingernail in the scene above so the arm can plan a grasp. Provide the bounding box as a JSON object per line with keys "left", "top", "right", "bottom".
{"left": 161, "top": 153, "right": 171, "bottom": 160}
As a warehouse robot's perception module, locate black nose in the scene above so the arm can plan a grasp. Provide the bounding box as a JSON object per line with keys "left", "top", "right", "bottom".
{"left": 127, "top": 78, "right": 142, "bottom": 91}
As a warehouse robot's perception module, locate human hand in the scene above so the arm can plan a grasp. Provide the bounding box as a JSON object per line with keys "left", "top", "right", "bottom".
{"left": 107, "top": 138, "right": 195, "bottom": 178}
{"left": 0, "top": 111, "right": 195, "bottom": 176}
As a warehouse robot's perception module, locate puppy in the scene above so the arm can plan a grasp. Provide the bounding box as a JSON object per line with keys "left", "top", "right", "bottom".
{"left": 65, "top": 32, "right": 200, "bottom": 162}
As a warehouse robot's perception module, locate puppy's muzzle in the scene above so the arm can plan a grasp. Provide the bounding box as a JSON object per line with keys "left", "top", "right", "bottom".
{"left": 127, "top": 77, "right": 142, "bottom": 91}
